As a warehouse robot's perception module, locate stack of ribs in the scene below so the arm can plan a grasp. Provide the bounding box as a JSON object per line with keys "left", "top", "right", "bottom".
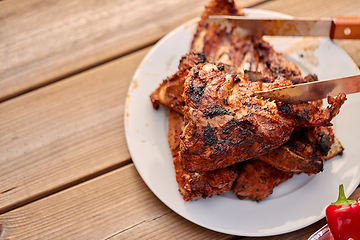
{"left": 150, "top": 0, "right": 346, "bottom": 202}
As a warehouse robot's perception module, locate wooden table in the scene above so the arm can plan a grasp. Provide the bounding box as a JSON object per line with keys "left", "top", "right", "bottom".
{"left": 1, "top": 0, "right": 360, "bottom": 239}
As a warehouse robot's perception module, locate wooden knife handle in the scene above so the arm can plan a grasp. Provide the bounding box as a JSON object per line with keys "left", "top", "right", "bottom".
{"left": 330, "top": 16, "right": 360, "bottom": 39}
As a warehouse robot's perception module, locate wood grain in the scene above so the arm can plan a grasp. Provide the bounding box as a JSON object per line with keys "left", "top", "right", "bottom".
{"left": 0, "top": 163, "right": 359, "bottom": 239}
{"left": 0, "top": 0, "right": 265, "bottom": 102}
{"left": 255, "top": 0, "right": 360, "bottom": 67}
{"left": 0, "top": 47, "right": 151, "bottom": 214}
{"left": 0, "top": 0, "right": 205, "bottom": 101}
{"left": 255, "top": 0, "right": 360, "bottom": 17}
{"left": 1, "top": 0, "right": 360, "bottom": 239}
{"left": 0, "top": 164, "right": 234, "bottom": 240}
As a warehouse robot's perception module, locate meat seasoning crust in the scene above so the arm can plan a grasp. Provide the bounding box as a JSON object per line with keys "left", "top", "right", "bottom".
{"left": 150, "top": 0, "right": 347, "bottom": 202}
{"left": 179, "top": 63, "right": 345, "bottom": 172}
{"left": 168, "top": 110, "right": 238, "bottom": 201}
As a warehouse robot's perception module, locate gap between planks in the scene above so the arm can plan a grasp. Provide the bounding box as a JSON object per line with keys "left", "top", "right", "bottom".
{"left": 104, "top": 211, "right": 173, "bottom": 239}
{"left": 0, "top": 0, "right": 268, "bottom": 103}
{"left": 0, "top": 47, "right": 152, "bottom": 216}
{"left": 0, "top": 159, "right": 132, "bottom": 216}
{"left": 0, "top": 164, "right": 237, "bottom": 239}
{"left": 0, "top": 41, "right": 156, "bottom": 104}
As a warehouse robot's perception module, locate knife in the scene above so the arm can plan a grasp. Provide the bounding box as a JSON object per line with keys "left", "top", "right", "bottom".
{"left": 308, "top": 224, "right": 332, "bottom": 240}
{"left": 251, "top": 74, "right": 360, "bottom": 103}
{"left": 208, "top": 15, "right": 360, "bottom": 39}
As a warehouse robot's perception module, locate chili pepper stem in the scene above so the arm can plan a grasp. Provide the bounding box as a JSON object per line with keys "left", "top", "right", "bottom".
{"left": 331, "top": 184, "right": 354, "bottom": 206}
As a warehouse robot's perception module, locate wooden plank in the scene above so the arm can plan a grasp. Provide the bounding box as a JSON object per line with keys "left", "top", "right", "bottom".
{"left": 255, "top": 0, "right": 360, "bottom": 17}
{"left": 255, "top": 0, "right": 360, "bottom": 67}
{"left": 1, "top": 164, "right": 359, "bottom": 239}
{"left": 0, "top": 164, "right": 234, "bottom": 239}
{"left": 0, "top": 47, "right": 152, "bottom": 214}
{"left": 0, "top": 0, "right": 265, "bottom": 102}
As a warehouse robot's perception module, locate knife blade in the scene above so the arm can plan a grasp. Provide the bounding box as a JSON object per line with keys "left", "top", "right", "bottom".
{"left": 308, "top": 224, "right": 332, "bottom": 240}
{"left": 208, "top": 15, "right": 360, "bottom": 39}
{"left": 252, "top": 74, "right": 360, "bottom": 103}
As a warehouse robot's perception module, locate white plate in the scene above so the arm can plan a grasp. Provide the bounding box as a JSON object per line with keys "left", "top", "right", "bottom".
{"left": 125, "top": 9, "right": 360, "bottom": 236}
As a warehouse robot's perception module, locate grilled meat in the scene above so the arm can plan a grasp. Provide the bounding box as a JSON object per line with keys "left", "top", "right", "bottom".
{"left": 150, "top": 50, "right": 312, "bottom": 114}
{"left": 150, "top": 0, "right": 346, "bottom": 202}
{"left": 179, "top": 62, "right": 346, "bottom": 172}
{"left": 191, "top": 0, "right": 244, "bottom": 55}
{"left": 253, "top": 39, "right": 301, "bottom": 80}
{"left": 150, "top": 52, "right": 211, "bottom": 114}
{"left": 168, "top": 109, "right": 238, "bottom": 201}
{"left": 257, "top": 126, "right": 344, "bottom": 175}
{"left": 170, "top": 110, "right": 344, "bottom": 201}
{"left": 232, "top": 160, "right": 294, "bottom": 202}
{"left": 150, "top": 51, "right": 238, "bottom": 114}
{"left": 151, "top": 0, "right": 307, "bottom": 114}
{"left": 191, "top": 0, "right": 301, "bottom": 79}
{"left": 233, "top": 126, "right": 344, "bottom": 201}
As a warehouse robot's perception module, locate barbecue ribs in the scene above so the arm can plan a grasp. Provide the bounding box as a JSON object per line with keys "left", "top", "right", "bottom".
{"left": 257, "top": 126, "right": 344, "bottom": 175}
{"left": 150, "top": 0, "right": 346, "bottom": 201}
{"left": 170, "top": 108, "right": 344, "bottom": 201}
{"left": 168, "top": 109, "right": 238, "bottom": 201}
{"left": 179, "top": 62, "right": 346, "bottom": 172}
{"left": 191, "top": 0, "right": 301, "bottom": 79}
{"left": 150, "top": 0, "right": 305, "bottom": 114}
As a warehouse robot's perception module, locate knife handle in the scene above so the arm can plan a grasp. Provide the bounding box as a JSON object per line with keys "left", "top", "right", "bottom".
{"left": 330, "top": 16, "right": 360, "bottom": 39}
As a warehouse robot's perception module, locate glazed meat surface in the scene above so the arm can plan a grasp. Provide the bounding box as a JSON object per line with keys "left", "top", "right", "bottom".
{"left": 170, "top": 109, "right": 344, "bottom": 201}
{"left": 233, "top": 127, "right": 344, "bottom": 201}
{"left": 150, "top": 0, "right": 347, "bottom": 202}
{"left": 179, "top": 62, "right": 346, "bottom": 172}
{"left": 151, "top": 0, "right": 244, "bottom": 113}
{"left": 168, "top": 109, "right": 238, "bottom": 201}
{"left": 168, "top": 105, "right": 344, "bottom": 202}
{"left": 257, "top": 126, "right": 344, "bottom": 175}
{"left": 150, "top": 51, "right": 238, "bottom": 114}
{"left": 191, "top": 0, "right": 244, "bottom": 54}
{"left": 150, "top": 50, "right": 317, "bottom": 115}
{"left": 191, "top": 0, "right": 301, "bottom": 79}
{"left": 232, "top": 160, "right": 294, "bottom": 202}
{"left": 151, "top": 0, "right": 306, "bottom": 114}
{"left": 150, "top": 52, "right": 211, "bottom": 114}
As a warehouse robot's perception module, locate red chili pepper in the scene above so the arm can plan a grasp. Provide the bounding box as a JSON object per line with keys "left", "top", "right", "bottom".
{"left": 325, "top": 184, "right": 360, "bottom": 240}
